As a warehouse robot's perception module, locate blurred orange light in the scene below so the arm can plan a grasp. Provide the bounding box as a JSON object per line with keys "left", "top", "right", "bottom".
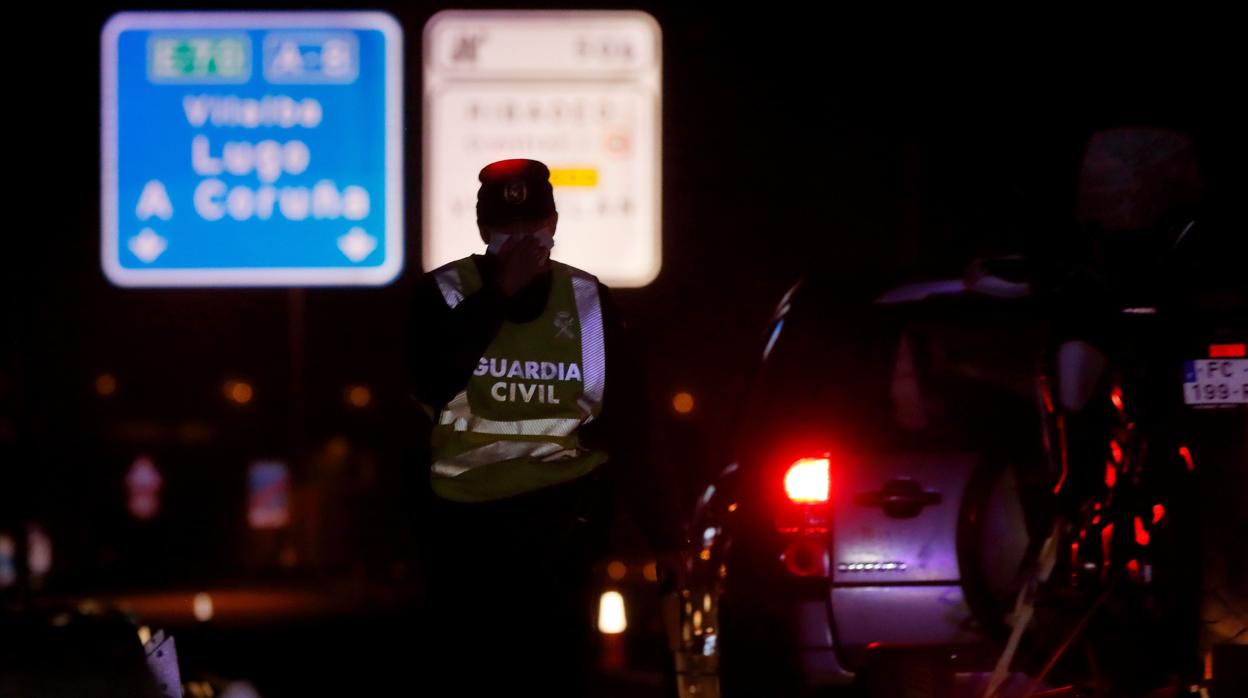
{"left": 326, "top": 436, "right": 350, "bottom": 461}
{"left": 643, "top": 562, "right": 658, "bottom": 583}
{"left": 607, "top": 561, "right": 627, "bottom": 581}
{"left": 346, "top": 385, "right": 372, "bottom": 408}
{"left": 225, "top": 381, "right": 253, "bottom": 405}
{"left": 672, "top": 392, "right": 695, "bottom": 414}
{"left": 95, "top": 374, "right": 118, "bottom": 396}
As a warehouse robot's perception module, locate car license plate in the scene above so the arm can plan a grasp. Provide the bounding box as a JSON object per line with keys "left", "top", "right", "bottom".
{"left": 1183, "top": 359, "right": 1248, "bottom": 406}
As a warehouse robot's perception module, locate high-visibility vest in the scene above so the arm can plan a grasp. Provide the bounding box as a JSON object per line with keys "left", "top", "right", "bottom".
{"left": 429, "top": 256, "right": 609, "bottom": 502}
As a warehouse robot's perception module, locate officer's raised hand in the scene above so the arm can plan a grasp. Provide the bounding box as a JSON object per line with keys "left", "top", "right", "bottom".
{"left": 496, "top": 233, "right": 551, "bottom": 297}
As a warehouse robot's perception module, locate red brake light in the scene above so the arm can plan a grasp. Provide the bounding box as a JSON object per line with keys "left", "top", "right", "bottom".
{"left": 1210, "top": 343, "right": 1247, "bottom": 358}
{"left": 785, "top": 457, "right": 830, "bottom": 504}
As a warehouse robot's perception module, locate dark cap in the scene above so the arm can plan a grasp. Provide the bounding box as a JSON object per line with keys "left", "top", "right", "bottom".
{"left": 476, "top": 159, "right": 557, "bottom": 225}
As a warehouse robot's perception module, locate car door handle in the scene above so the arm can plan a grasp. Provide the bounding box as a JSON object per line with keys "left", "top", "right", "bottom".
{"left": 854, "top": 478, "right": 942, "bottom": 519}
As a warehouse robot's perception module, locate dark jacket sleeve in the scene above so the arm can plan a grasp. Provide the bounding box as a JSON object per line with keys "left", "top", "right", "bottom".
{"left": 405, "top": 270, "right": 508, "bottom": 410}
{"left": 585, "top": 284, "right": 688, "bottom": 553}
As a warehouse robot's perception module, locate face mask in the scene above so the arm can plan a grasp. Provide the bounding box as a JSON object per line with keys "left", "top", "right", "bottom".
{"left": 486, "top": 226, "right": 555, "bottom": 255}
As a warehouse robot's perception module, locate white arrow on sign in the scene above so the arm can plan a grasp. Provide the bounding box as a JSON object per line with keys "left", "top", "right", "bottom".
{"left": 338, "top": 227, "right": 377, "bottom": 262}
{"left": 129, "top": 228, "right": 168, "bottom": 263}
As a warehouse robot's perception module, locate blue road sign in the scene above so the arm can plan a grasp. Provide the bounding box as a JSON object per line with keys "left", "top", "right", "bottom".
{"left": 102, "top": 12, "right": 403, "bottom": 287}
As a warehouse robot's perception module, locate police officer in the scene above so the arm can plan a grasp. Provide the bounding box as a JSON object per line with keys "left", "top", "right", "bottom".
{"left": 406, "top": 159, "right": 685, "bottom": 696}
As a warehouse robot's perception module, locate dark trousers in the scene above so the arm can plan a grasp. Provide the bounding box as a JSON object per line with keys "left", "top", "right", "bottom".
{"left": 418, "top": 481, "right": 608, "bottom": 697}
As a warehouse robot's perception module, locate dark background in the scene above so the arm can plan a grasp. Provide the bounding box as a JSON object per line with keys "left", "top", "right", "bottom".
{"left": 2, "top": 3, "right": 1243, "bottom": 693}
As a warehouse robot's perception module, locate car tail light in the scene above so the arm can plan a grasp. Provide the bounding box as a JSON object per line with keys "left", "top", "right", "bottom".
{"left": 785, "top": 457, "right": 830, "bottom": 503}
{"left": 776, "top": 456, "right": 832, "bottom": 535}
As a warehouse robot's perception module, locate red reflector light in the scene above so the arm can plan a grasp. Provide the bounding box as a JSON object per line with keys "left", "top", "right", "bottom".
{"left": 782, "top": 539, "right": 829, "bottom": 577}
{"left": 785, "top": 458, "right": 830, "bottom": 503}
{"left": 1179, "top": 446, "right": 1195, "bottom": 471}
{"left": 1210, "top": 343, "right": 1247, "bottom": 358}
{"left": 1135, "top": 517, "right": 1150, "bottom": 547}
